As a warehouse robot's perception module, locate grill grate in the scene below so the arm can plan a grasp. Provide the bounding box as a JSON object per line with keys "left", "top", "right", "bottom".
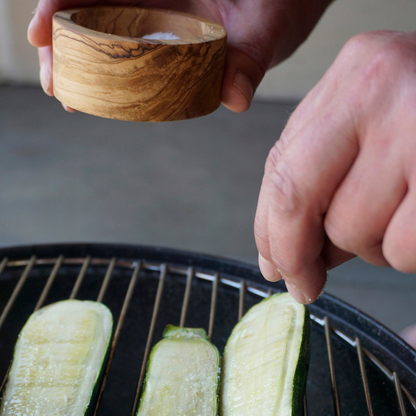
{"left": 0, "top": 252, "right": 415, "bottom": 415}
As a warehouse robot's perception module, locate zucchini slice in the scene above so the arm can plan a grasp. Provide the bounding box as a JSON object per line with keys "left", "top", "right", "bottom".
{"left": 220, "top": 292, "right": 310, "bottom": 416}
{"left": 0, "top": 300, "right": 112, "bottom": 416}
{"left": 137, "top": 325, "right": 220, "bottom": 416}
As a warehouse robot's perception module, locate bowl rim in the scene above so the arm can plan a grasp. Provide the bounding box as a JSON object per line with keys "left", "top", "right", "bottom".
{"left": 53, "top": 6, "right": 227, "bottom": 45}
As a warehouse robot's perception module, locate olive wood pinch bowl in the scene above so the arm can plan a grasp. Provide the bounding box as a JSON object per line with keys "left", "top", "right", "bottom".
{"left": 52, "top": 7, "right": 227, "bottom": 122}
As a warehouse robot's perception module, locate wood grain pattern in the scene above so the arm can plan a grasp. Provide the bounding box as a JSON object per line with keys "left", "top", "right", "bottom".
{"left": 53, "top": 7, "right": 227, "bottom": 122}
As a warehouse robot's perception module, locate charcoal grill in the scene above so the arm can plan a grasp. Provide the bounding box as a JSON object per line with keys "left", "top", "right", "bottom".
{"left": 0, "top": 243, "right": 415, "bottom": 415}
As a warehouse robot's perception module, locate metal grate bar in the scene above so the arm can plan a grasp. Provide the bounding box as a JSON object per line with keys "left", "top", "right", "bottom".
{"left": 97, "top": 257, "right": 117, "bottom": 303}
{"left": 356, "top": 337, "right": 374, "bottom": 416}
{"left": 0, "top": 256, "right": 36, "bottom": 330}
{"left": 238, "top": 279, "right": 245, "bottom": 321}
{"left": 303, "top": 396, "right": 308, "bottom": 416}
{"left": 0, "top": 258, "right": 9, "bottom": 279}
{"left": 0, "top": 256, "right": 415, "bottom": 414}
{"left": 404, "top": 388, "right": 416, "bottom": 413}
{"left": 3, "top": 257, "right": 277, "bottom": 303}
{"left": 93, "top": 262, "right": 141, "bottom": 416}
{"left": 325, "top": 316, "right": 342, "bottom": 416}
{"left": 0, "top": 366, "right": 8, "bottom": 395}
{"left": 179, "top": 267, "right": 194, "bottom": 328}
{"left": 35, "top": 255, "right": 64, "bottom": 311}
{"left": 0, "top": 257, "right": 38, "bottom": 394}
{"left": 362, "top": 348, "right": 416, "bottom": 413}
{"left": 69, "top": 256, "right": 91, "bottom": 299}
{"left": 0, "top": 255, "right": 64, "bottom": 396}
{"left": 208, "top": 272, "right": 219, "bottom": 341}
{"left": 131, "top": 263, "right": 167, "bottom": 415}
{"left": 394, "top": 372, "right": 407, "bottom": 416}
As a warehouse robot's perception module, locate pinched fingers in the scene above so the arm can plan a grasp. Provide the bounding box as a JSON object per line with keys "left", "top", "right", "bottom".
{"left": 255, "top": 103, "right": 359, "bottom": 303}
{"left": 256, "top": 30, "right": 416, "bottom": 304}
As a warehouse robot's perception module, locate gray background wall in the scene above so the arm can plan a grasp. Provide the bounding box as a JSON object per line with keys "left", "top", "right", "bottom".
{"left": 0, "top": 0, "right": 415, "bottom": 338}
{"left": 1, "top": 0, "right": 415, "bottom": 99}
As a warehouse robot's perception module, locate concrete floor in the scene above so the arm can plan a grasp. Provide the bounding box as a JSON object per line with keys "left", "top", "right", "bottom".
{"left": 1, "top": 85, "right": 415, "bottom": 336}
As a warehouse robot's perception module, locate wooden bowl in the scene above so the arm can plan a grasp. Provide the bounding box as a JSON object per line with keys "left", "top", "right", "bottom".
{"left": 52, "top": 7, "right": 227, "bottom": 122}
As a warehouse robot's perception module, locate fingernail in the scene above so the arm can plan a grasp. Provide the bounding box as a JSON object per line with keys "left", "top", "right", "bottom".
{"left": 40, "top": 63, "right": 51, "bottom": 96}
{"left": 258, "top": 253, "right": 281, "bottom": 282}
{"left": 62, "top": 103, "right": 76, "bottom": 113}
{"left": 285, "top": 281, "right": 311, "bottom": 304}
{"left": 233, "top": 72, "right": 254, "bottom": 103}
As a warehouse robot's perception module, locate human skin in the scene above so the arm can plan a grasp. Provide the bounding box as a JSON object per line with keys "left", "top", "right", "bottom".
{"left": 28, "top": 2, "right": 416, "bottom": 306}
{"left": 27, "top": 0, "right": 333, "bottom": 113}
{"left": 255, "top": 30, "right": 416, "bottom": 303}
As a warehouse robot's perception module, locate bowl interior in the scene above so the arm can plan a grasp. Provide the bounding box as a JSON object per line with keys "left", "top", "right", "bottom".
{"left": 71, "top": 7, "right": 213, "bottom": 40}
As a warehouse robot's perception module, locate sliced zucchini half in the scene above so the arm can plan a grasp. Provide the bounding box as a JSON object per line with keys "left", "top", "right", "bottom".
{"left": 137, "top": 325, "right": 220, "bottom": 416}
{"left": 0, "top": 300, "right": 112, "bottom": 416}
{"left": 221, "top": 292, "right": 310, "bottom": 416}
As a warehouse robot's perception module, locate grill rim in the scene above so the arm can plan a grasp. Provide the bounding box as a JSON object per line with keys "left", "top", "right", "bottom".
{"left": 0, "top": 242, "right": 415, "bottom": 410}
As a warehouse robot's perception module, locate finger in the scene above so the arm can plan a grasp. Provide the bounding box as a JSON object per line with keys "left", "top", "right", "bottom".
{"left": 62, "top": 103, "right": 77, "bottom": 112}
{"left": 220, "top": 0, "right": 282, "bottom": 113}
{"left": 28, "top": 0, "right": 108, "bottom": 47}
{"left": 325, "top": 132, "right": 407, "bottom": 267}
{"left": 221, "top": 46, "right": 265, "bottom": 113}
{"left": 383, "top": 183, "right": 416, "bottom": 273}
{"left": 258, "top": 253, "right": 282, "bottom": 282}
{"left": 38, "top": 46, "right": 53, "bottom": 96}
{"left": 321, "top": 238, "right": 356, "bottom": 270}
{"left": 255, "top": 101, "right": 359, "bottom": 303}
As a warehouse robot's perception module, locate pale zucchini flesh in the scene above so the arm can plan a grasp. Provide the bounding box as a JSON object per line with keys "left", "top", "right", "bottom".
{"left": 137, "top": 325, "right": 220, "bottom": 416}
{"left": 0, "top": 300, "right": 113, "bottom": 416}
{"left": 221, "top": 292, "right": 310, "bottom": 416}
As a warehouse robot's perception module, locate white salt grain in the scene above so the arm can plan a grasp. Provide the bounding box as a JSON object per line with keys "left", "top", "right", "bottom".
{"left": 142, "top": 32, "right": 180, "bottom": 40}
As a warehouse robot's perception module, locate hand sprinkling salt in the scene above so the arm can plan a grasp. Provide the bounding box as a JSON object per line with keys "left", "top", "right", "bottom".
{"left": 142, "top": 32, "right": 180, "bottom": 40}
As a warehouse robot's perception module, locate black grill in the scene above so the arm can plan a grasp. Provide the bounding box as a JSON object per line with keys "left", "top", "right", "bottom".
{"left": 0, "top": 243, "right": 415, "bottom": 415}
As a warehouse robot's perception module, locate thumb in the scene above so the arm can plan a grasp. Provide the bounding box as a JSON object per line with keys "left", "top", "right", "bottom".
{"left": 28, "top": 0, "right": 102, "bottom": 47}
{"left": 221, "top": 45, "right": 267, "bottom": 113}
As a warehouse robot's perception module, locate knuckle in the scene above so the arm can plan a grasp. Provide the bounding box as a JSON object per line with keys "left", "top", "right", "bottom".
{"left": 238, "top": 41, "right": 271, "bottom": 74}
{"left": 265, "top": 144, "right": 302, "bottom": 216}
{"left": 355, "top": 36, "right": 408, "bottom": 94}
{"left": 337, "top": 32, "right": 412, "bottom": 107}
{"left": 366, "top": 45, "right": 401, "bottom": 78}
{"left": 340, "top": 32, "right": 379, "bottom": 60}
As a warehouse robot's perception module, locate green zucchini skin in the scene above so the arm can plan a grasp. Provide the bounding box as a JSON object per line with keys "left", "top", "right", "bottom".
{"left": 220, "top": 292, "right": 310, "bottom": 416}
{"left": 0, "top": 300, "right": 113, "bottom": 416}
{"left": 137, "top": 325, "right": 220, "bottom": 416}
{"left": 290, "top": 305, "right": 310, "bottom": 416}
